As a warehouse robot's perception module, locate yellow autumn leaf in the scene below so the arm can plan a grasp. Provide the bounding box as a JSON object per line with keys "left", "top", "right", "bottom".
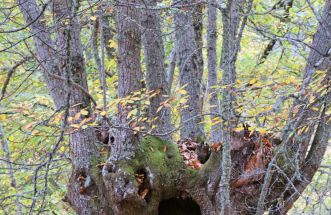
{"left": 259, "top": 128, "right": 267, "bottom": 134}
{"left": 109, "top": 40, "right": 117, "bottom": 49}
{"left": 90, "top": 16, "right": 97, "bottom": 21}
{"left": 178, "top": 89, "right": 187, "bottom": 95}
{"left": 236, "top": 79, "right": 243, "bottom": 85}
{"left": 262, "top": 105, "right": 272, "bottom": 112}
{"left": 233, "top": 127, "right": 244, "bottom": 132}
{"left": 74, "top": 112, "right": 81, "bottom": 120}
{"left": 249, "top": 78, "right": 257, "bottom": 85}
{"left": 37, "top": 97, "right": 49, "bottom": 105}
{"left": 80, "top": 110, "right": 89, "bottom": 116}
{"left": 151, "top": 116, "right": 159, "bottom": 122}
{"left": 24, "top": 175, "right": 31, "bottom": 182}
{"left": 127, "top": 109, "right": 137, "bottom": 119}
{"left": 31, "top": 130, "right": 40, "bottom": 135}
{"left": 131, "top": 97, "right": 140, "bottom": 101}
{"left": 156, "top": 106, "right": 163, "bottom": 113}
{"left": 211, "top": 120, "right": 222, "bottom": 126}
{"left": 71, "top": 124, "right": 81, "bottom": 129}
{"left": 312, "top": 107, "right": 319, "bottom": 111}
{"left": 0, "top": 114, "right": 6, "bottom": 121}
{"left": 59, "top": 146, "right": 66, "bottom": 153}
{"left": 141, "top": 117, "right": 148, "bottom": 122}
{"left": 309, "top": 96, "right": 316, "bottom": 104}
{"left": 53, "top": 114, "right": 62, "bottom": 124}
{"left": 96, "top": 94, "right": 103, "bottom": 99}
{"left": 179, "top": 97, "right": 188, "bottom": 104}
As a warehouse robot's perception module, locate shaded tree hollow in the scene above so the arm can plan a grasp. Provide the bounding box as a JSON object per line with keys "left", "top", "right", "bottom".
{"left": 158, "top": 198, "right": 201, "bottom": 215}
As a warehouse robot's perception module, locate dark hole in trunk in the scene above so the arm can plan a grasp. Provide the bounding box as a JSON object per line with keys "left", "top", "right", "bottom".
{"left": 158, "top": 197, "right": 201, "bottom": 215}
{"left": 135, "top": 169, "right": 151, "bottom": 203}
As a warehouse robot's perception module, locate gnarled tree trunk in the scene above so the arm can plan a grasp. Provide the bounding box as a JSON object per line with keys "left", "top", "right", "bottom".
{"left": 19, "top": 0, "right": 330, "bottom": 214}
{"left": 19, "top": 0, "right": 109, "bottom": 213}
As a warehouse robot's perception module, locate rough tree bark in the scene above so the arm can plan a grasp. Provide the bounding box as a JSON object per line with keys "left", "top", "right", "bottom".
{"left": 141, "top": 0, "right": 172, "bottom": 137}
{"left": 207, "top": 0, "right": 222, "bottom": 144}
{"left": 174, "top": 0, "right": 204, "bottom": 141}
{"left": 193, "top": 1, "right": 205, "bottom": 114}
{"left": 218, "top": 1, "right": 245, "bottom": 213}
{"left": 19, "top": 0, "right": 109, "bottom": 213}
{"left": 167, "top": 47, "right": 177, "bottom": 93}
{"left": 19, "top": 0, "right": 330, "bottom": 214}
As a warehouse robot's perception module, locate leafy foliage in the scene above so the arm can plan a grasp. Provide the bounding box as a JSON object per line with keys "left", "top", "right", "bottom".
{"left": 0, "top": 0, "right": 330, "bottom": 214}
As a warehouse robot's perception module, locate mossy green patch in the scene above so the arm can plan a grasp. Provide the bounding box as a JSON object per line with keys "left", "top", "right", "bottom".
{"left": 113, "top": 136, "right": 185, "bottom": 184}
{"left": 139, "top": 136, "right": 184, "bottom": 177}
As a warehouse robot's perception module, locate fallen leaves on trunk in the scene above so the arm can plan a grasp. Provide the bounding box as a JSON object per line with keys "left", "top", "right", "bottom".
{"left": 177, "top": 139, "right": 202, "bottom": 169}
{"left": 176, "top": 126, "right": 276, "bottom": 188}
{"left": 211, "top": 142, "right": 222, "bottom": 152}
{"left": 231, "top": 133, "right": 274, "bottom": 188}
{"left": 139, "top": 188, "right": 149, "bottom": 199}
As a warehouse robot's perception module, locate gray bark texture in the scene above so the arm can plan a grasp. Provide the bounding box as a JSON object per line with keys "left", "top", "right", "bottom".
{"left": 141, "top": 0, "right": 172, "bottom": 138}
{"left": 174, "top": 2, "right": 204, "bottom": 141}
{"left": 207, "top": 0, "right": 222, "bottom": 144}
{"left": 167, "top": 47, "right": 177, "bottom": 92}
{"left": 17, "top": 0, "right": 330, "bottom": 214}
{"left": 218, "top": 1, "right": 244, "bottom": 214}
{"left": 19, "top": 0, "right": 109, "bottom": 213}
{"left": 107, "top": 0, "right": 144, "bottom": 162}
{"left": 193, "top": 2, "right": 205, "bottom": 114}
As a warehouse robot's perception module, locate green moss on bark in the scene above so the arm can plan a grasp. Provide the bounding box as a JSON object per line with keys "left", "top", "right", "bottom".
{"left": 115, "top": 136, "right": 184, "bottom": 180}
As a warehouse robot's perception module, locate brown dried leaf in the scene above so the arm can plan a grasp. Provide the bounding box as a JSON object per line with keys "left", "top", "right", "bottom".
{"left": 293, "top": 105, "right": 299, "bottom": 114}
{"left": 183, "top": 152, "right": 190, "bottom": 160}
{"left": 191, "top": 160, "right": 202, "bottom": 169}
{"left": 211, "top": 142, "right": 222, "bottom": 152}
{"left": 139, "top": 188, "right": 149, "bottom": 199}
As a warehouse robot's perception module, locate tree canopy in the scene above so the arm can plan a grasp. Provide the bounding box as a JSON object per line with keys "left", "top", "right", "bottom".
{"left": 0, "top": 0, "right": 330, "bottom": 214}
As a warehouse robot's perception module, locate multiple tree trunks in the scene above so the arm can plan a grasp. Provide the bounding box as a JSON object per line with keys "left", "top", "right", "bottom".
{"left": 19, "top": 0, "right": 109, "bottom": 213}
{"left": 17, "top": 0, "right": 331, "bottom": 214}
